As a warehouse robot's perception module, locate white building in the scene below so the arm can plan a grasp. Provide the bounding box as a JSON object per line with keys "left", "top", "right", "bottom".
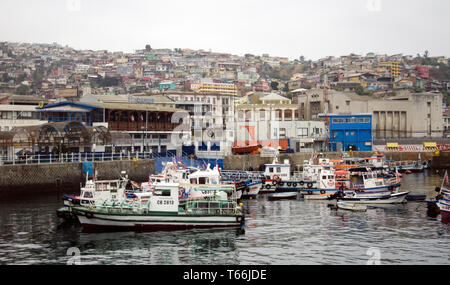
{"left": 164, "top": 91, "right": 236, "bottom": 158}
{"left": 0, "top": 104, "right": 47, "bottom": 132}
{"left": 235, "top": 93, "right": 326, "bottom": 151}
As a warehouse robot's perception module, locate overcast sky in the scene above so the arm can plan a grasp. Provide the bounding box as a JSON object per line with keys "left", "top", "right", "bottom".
{"left": 1, "top": 0, "right": 449, "bottom": 60}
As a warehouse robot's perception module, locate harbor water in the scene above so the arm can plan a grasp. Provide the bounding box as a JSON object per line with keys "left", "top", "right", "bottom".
{"left": 0, "top": 171, "right": 449, "bottom": 265}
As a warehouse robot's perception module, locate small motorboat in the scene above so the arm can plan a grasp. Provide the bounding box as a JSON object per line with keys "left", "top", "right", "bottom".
{"left": 338, "top": 191, "right": 409, "bottom": 204}
{"left": 405, "top": 194, "right": 427, "bottom": 201}
{"left": 304, "top": 193, "right": 332, "bottom": 200}
{"left": 337, "top": 201, "right": 367, "bottom": 212}
{"left": 267, "top": 192, "right": 298, "bottom": 201}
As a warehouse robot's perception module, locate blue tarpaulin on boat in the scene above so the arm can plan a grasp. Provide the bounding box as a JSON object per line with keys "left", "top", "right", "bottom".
{"left": 82, "top": 161, "right": 94, "bottom": 177}
{"left": 153, "top": 156, "right": 223, "bottom": 173}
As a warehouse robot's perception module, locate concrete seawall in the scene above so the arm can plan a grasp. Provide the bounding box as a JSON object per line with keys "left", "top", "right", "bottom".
{"left": 0, "top": 159, "right": 155, "bottom": 197}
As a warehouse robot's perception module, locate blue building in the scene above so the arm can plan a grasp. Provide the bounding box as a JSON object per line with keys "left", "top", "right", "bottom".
{"left": 319, "top": 113, "right": 373, "bottom": 152}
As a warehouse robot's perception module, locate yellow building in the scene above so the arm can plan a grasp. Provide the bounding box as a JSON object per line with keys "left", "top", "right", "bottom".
{"left": 379, "top": 61, "right": 401, "bottom": 78}
{"left": 197, "top": 82, "right": 238, "bottom": 96}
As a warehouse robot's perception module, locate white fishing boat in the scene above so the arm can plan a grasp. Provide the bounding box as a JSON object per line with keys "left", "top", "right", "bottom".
{"left": 337, "top": 201, "right": 367, "bottom": 212}
{"left": 71, "top": 183, "right": 245, "bottom": 232}
{"left": 300, "top": 170, "right": 401, "bottom": 197}
{"left": 337, "top": 191, "right": 409, "bottom": 204}
{"left": 263, "top": 156, "right": 319, "bottom": 192}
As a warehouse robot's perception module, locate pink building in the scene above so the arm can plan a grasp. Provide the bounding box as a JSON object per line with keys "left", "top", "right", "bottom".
{"left": 414, "top": 66, "right": 430, "bottom": 79}
{"left": 253, "top": 81, "right": 270, "bottom": 91}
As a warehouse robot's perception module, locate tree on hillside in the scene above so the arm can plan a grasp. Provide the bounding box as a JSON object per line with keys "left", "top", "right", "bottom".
{"left": 270, "top": 81, "right": 279, "bottom": 91}
{"left": 16, "top": 84, "right": 29, "bottom": 95}
{"left": 145, "top": 44, "right": 152, "bottom": 51}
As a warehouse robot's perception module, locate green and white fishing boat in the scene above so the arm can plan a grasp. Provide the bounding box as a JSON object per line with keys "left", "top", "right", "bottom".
{"left": 71, "top": 183, "right": 245, "bottom": 232}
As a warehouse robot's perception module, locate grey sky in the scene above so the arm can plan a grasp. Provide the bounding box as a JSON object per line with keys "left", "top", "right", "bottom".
{"left": 1, "top": 0, "right": 449, "bottom": 60}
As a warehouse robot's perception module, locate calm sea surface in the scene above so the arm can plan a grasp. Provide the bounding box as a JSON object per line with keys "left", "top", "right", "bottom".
{"left": 0, "top": 171, "right": 449, "bottom": 265}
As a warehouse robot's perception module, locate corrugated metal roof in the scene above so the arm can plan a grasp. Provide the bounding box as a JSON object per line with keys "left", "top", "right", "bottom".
{"left": 89, "top": 102, "right": 182, "bottom": 112}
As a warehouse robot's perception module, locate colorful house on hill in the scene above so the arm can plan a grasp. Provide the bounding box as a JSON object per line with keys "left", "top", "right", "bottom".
{"left": 159, "top": 81, "right": 176, "bottom": 91}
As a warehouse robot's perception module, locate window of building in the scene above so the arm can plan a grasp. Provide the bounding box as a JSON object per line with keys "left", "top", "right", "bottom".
{"left": 284, "top": 109, "right": 292, "bottom": 120}
{"left": 245, "top": 110, "right": 252, "bottom": 121}
{"left": 298, "top": 128, "right": 308, "bottom": 138}
{"left": 238, "top": 110, "right": 244, "bottom": 121}
{"left": 275, "top": 109, "right": 282, "bottom": 120}
{"left": 260, "top": 109, "right": 265, "bottom": 120}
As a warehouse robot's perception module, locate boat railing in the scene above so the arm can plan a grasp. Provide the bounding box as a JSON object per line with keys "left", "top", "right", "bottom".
{"left": 94, "top": 197, "right": 152, "bottom": 213}
{"left": 185, "top": 200, "right": 240, "bottom": 216}
{"left": 0, "top": 151, "right": 154, "bottom": 166}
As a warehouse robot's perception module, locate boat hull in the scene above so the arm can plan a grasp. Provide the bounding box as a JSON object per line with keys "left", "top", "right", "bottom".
{"left": 300, "top": 183, "right": 401, "bottom": 196}
{"left": 337, "top": 202, "right": 367, "bottom": 212}
{"left": 439, "top": 198, "right": 450, "bottom": 224}
{"left": 241, "top": 182, "right": 261, "bottom": 199}
{"left": 303, "top": 193, "right": 332, "bottom": 200}
{"left": 441, "top": 209, "right": 450, "bottom": 224}
{"left": 73, "top": 208, "right": 243, "bottom": 232}
{"left": 267, "top": 192, "right": 298, "bottom": 201}
{"left": 405, "top": 194, "right": 427, "bottom": 201}
{"left": 338, "top": 191, "right": 409, "bottom": 204}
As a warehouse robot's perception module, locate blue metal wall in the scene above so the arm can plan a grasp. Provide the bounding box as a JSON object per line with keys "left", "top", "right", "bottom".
{"left": 328, "top": 114, "right": 373, "bottom": 151}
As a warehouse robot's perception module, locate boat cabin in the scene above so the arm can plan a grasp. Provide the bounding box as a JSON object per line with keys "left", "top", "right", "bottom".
{"left": 364, "top": 153, "right": 386, "bottom": 168}
{"left": 148, "top": 183, "right": 180, "bottom": 213}
{"left": 317, "top": 169, "right": 336, "bottom": 189}
{"left": 362, "top": 172, "right": 386, "bottom": 188}
{"left": 188, "top": 165, "right": 221, "bottom": 185}
{"left": 264, "top": 160, "right": 291, "bottom": 180}
{"left": 80, "top": 179, "right": 129, "bottom": 205}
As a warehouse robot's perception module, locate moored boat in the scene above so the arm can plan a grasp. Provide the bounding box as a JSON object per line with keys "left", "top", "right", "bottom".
{"left": 267, "top": 191, "right": 298, "bottom": 201}
{"left": 71, "top": 183, "right": 245, "bottom": 232}
{"left": 303, "top": 193, "right": 332, "bottom": 200}
{"left": 405, "top": 194, "right": 427, "bottom": 201}
{"left": 337, "top": 191, "right": 409, "bottom": 204}
{"left": 337, "top": 201, "right": 367, "bottom": 212}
